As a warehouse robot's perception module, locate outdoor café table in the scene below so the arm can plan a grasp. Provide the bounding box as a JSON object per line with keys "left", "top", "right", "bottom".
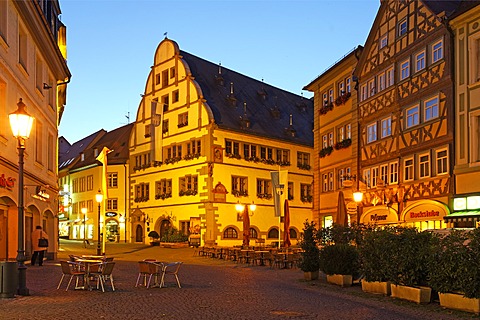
{"left": 76, "top": 258, "right": 103, "bottom": 290}
{"left": 240, "top": 249, "right": 254, "bottom": 264}
{"left": 277, "top": 252, "right": 293, "bottom": 269}
{"left": 255, "top": 251, "right": 269, "bottom": 266}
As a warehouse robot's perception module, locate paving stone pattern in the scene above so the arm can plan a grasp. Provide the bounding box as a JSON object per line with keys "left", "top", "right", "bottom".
{"left": 0, "top": 241, "right": 471, "bottom": 320}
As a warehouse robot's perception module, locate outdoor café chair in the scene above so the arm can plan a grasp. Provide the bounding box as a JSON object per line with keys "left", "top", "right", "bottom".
{"left": 57, "top": 261, "right": 86, "bottom": 291}
{"left": 160, "top": 262, "right": 183, "bottom": 288}
{"left": 90, "top": 261, "right": 116, "bottom": 292}
{"left": 135, "top": 260, "right": 159, "bottom": 288}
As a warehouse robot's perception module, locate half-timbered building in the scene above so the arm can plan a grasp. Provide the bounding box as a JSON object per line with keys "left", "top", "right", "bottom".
{"left": 353, "top": 0, "right": 461, "bottom": 229}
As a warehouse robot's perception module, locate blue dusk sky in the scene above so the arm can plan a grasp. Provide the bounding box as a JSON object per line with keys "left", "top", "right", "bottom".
{"left": 58, "top": 0, "right": 380, "bottom": 143}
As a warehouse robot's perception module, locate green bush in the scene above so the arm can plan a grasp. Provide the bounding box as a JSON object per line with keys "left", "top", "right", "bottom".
{"left": 160, "top": 227, "right": 188, "bottom": 243}
{"left": 319, "top": 244, "right": 359, "bottom": 276}
{"left": 428, "top": 229, "right": 480, "bottom": 298}
{"left": 298, "top": 220, "right": 320, "bottom": 273}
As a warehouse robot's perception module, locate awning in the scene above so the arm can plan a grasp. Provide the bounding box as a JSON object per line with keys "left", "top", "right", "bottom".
{"left": 444, "top": 211, "right": 480, "bottom": 222}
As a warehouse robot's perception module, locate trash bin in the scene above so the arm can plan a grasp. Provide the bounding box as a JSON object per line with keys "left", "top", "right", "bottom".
{"left": 0, "top": 261, "right": 17, "bottom": 298}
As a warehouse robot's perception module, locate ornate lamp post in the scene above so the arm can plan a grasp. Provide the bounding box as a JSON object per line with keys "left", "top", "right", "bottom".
{"left": 353, "top": 190, "right": 364, "bottom": 224}
{"left": 81, "top": 207, "right": 87, "bottom": 247}
{"left": 235, "top": 201, "right": 256, "bottom": 247}
{"left": 9, "top": 98, "right": 34, "bottom": 296}
{"left": 95, "top": 190, "right": 103, "bottom": 255}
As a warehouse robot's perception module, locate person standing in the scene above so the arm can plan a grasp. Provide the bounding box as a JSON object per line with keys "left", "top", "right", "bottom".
{"left": 31, "top": 226, "right": 48, "bottom": 266}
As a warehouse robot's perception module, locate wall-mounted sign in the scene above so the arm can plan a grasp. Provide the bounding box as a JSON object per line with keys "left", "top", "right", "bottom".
{"left": 360, "top": 206, "right": 399, "bottom": 225}
{"left": 401, "top": 200, "right": 448, "bottom": 222}
{"left": 105, "top": 212, "right": 117, "bottom": 217}
{"left": 0, "top": 174, "right": 15, "bottom": 191}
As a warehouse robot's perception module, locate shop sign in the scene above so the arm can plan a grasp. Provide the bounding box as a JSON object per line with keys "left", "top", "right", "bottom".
{"left": 105, "top": 212, "right": 117, "bottom": 217}
{"left": 0, "top": 174, "right": 15, "bottom": 191}
{"left": 402, "top": 200, "right": 448, "bottom": 222}
{"left": 360, "top": 206, "right": 398, "bottom": 225}
{"left": 409, "top": 210, "right": 440, "bottom": 219}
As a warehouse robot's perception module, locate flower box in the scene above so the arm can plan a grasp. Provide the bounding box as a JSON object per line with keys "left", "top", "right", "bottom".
{"left": 439, "top": 293, "right": 480, "bottom": 314}
{"left": 327, "top": 274, "right": 352, "bottom": 287}
{"left": 361, "top": 280, "right": 391, "bottom": 296}
{"left": 391, "top": 284, "right": 431, "bottom": 304}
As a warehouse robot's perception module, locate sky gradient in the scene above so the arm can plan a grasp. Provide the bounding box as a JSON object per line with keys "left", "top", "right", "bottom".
{"left": 58, "top": 0, "right": 380, "bottom": 143}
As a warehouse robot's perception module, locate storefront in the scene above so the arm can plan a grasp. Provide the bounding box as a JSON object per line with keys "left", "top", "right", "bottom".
{"left": 445, "top": 194, "right": 480, "bottom": 228}
{"left": 401, "top": 200, "right": 448, "bottom": 231}
{"left": 359, "top": 206, "right": 399, "bottom": 226}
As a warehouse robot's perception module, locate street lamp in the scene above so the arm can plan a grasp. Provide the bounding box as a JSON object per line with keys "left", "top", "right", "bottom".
{"left": 353, "top": 190, "right": 363, "bottom": 224}
{"left": 9, "top": 98, "right": 34, "bottom": 296}
{"left": 95, "top": 190, "right": 103, "bottom": 255}
{"left": 235, "top": 201, "right": 256, "bottom": 247}
{"left": 81, "top": 207, "right": 87, "bottom": 247}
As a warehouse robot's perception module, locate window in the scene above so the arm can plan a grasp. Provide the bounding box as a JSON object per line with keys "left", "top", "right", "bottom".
{"left": 328, "top": 172, "right": 334, "bottom": 191}
{"left": 244, "top": 144, "right": 257, "bottom": 159}
{"left": 328, "top": 132, "right": 334, "bottom": 146}
{"left": 178, "top": 112, "right": 188, "bottom": 127}
{"left": 224, "top": 227, "right": 238, "bottom": 239}
{"left": 470, "top": 36, "right": 480, "bottom": 83}
{"left": 368, "top": 78, "right": 375, "bottom": 97}
{"left": 380, "top": 34, "right": 388, "bottom": 49}
{"left": 377, "top": 73, "right": 386, "bottom": 92}
{"left": 162, "top": 119, "right": 169, "bottom": 134}
{"left": 107, "top": 173, "right": 118, "bottom": 188}
{"left": 267, "top": 228, "right": 279, "bottom": 239}
{"left": 406, "top": 105, "right": 419, "bottom": 128}
{"left": 386, "top": 67, "right": 395, "bottom": 87}
{"left": 225, "top": 140, "right": 240, "bottom": 156}
{"left": 363, "top": 169, "right": 371, "bottom": 188}
{"left": 370, "top": 167, "right": 378, "bottom": 188}
{"left": 35, "top": 56, "right": 43, "bottom": 92}
{"left": 256, "top": 179, "right": 271, "bottom": 198}
{"left": 338, "top": 168, "right": 344, "bottom": 189}
{"left": 346, "top": 124, "right": 351, "bottom": 139}
{"left": 35, "top": 122, "right": 43, "bottom": 164}
{"left": 381, "top": 117, "right": 392, "bottom": 138}
{"left": 172, "top": 89, "right": 179, "bottom": 103}
{"left": 432, "top": 40, "right": 443, "bottom": 63}
{"left": 301, "top": 183, "right": 312, "bottom": 201}
{"left": 297, "top": 152, "right": 310, "bottom": 169}
{"left": 338, "top": 126, "right": 345, "bottom": 141}
{"left": 232, "top": 176, "right": 247, "bottom": 195}
{"left": 107, "top": 199, "right": 118, "bottom": 211}
{"left": 322, "top": 174, "right": 328, "bottom": 192}
{"left": 338, "top": 81, "right": 345, "bottom": 95}
{"left": 179, "top": 175, "right": 197, "bottom": 195}
{"left": 19, "top": 27, "right": 28, "bottom": 70}
{"left": 400, "top": 60, "right": 410, "bottom": 81}
{"left": 162, "top": 70, "right": 168, "bottom": 88}
{"left": 367, "top": 123, "right": 377, "bottom": 143}
{"left": 346, "top": 77, "right": 351, "bottom": 93}
{"left": 389, "top": 162, "right": 398, "bottom": 184}
{"left": 170, "top": 67, "right": 176, "bottom": 78}
{"left": 79, "top": 177, "right": 85, "bottom": 192}
{"left": 404, "top": 158, "right": 414, "bottom": 181}
{"left": 155, "top": 179, "right": 172, "bottom": 198}
{"left": 288, "top": 182, "right": 294, "bottom": 200}
{"left": 419, "top": 153, "right": 430, "bottom": 178}
{"left": 360, "top": 84, "right": 368, "bottom": 101}
{"left": 162, "top": 95, "right": 169, "bottom": 112}
{"left": 249, "top": 228, "right": 258, "bottom": 239}
{"left": 144, "top": 124, "right": 151, "bottom": 138}
{"left": 329, "top": 88, "right": 334, "bottom": 103}
{"left": 380, "top": 164, "right": 388, "bottom": 186}
{"left": 398, "top": 18, "right": 407, "bottom": 37}
{"left": 415, "top": 51, "right": 425, "bottom": 72}
{"left": 425, "top": 97, "right": 439, "bottom": 121}
{"left": 436, "top": 149, "right": 448, "bottom": 175}
{"left": 186, "top": 140, "right": 201, "bottom": 156}
{"left": 276, "top": 149, "right": 289, "bottom": 163}
{"left": 322, "top": 135, "right": 327, "bottom": 149}
{"left": 135, "top": 183, "right": 149, "bottom": 201}
{"left": 87, "top": 175, "right": 93, "bottom": 191}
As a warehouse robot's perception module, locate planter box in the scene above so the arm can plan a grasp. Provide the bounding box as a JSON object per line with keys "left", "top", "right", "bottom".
{"left": 303, "top": 271, "right": 319, "bottom": 281}
{"left": 391, "top": 284, "right": 431, "bottom": 304}
{"left": 327, "top": 274, "right": 352, "bottom": 287}
{"left": 361, "top": 280, "right": 391, "bottom": 295}
{"left": 439, "top": 292, "right": 480, "bottom": 314}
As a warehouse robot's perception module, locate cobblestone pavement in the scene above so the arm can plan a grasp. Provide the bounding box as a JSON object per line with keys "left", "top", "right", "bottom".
{"left": 0, "top": 240, "right": 474, "bottom": 320}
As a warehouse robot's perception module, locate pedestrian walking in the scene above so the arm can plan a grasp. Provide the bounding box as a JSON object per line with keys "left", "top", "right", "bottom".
{"left": 31, "top": 226, "right": 49, "bottom": 266}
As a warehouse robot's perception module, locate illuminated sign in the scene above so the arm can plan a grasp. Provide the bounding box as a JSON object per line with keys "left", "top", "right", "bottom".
{"left": 409, "top": 210, "right": 440, "bottom": 219}
{"left": 0, "top": 174, "right": 15, "bottom": 191}
{"left": 370, "top": 214, "right": 387, "bottom": 221}
{"left": 105, "top": 212, "right": 117, "bottom": 217}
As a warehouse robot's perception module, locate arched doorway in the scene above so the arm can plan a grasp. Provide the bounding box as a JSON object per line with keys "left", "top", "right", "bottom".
{"left": 135, "top": 225, "right": 143, "bottom": 243}
{"left": 159, "top": 219, "right": 171, "bottom": 240}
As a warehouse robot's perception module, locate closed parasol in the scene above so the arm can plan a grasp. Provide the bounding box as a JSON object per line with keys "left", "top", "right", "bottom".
{"left": 336, "top": 191, "right": 348, "bottom": 226}
{"left": 242, "top": 206, "right": 250, "bottom": 247}
{"left": 284, "top": 199, "right": 291, "bottom": 247}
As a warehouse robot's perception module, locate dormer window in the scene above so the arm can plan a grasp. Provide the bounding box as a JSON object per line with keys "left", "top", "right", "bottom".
{"left": 81, "top": 152, "right": 85, "bottom": 161}
{"left": 93, "top": 148, "right": 98, "bottom": 157}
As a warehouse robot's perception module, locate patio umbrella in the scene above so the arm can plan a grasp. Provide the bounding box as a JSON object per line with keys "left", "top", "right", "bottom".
{"left": 242, "top": 206, "right": 250, "bottom": 247}
{"left": 336, "top": 191, "right": 348, "bottom": 226}
{"left": 284, "top": 199, "right": 291, "bottom": 248}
